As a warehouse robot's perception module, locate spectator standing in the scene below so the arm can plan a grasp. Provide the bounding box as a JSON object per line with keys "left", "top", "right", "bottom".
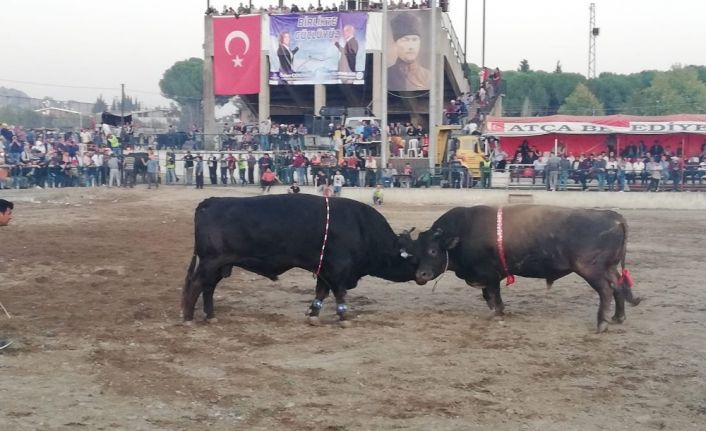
{"left": 183, "top": 151, "right": 195, "bottom": 185}
{"left": 195, "top": 155, "right": 205, "bottom": 189}
{"left": 558, "top": 154, "right": 571, "bottom": 191}
{"left": 449, "top": 154, "right": 464, "bottom": 188}
{"left": 545, "top": 152, "right": 560, "bottom": 191}
{"left": 207, "top": 155, "right": 218, "bottom": 184}
{"left": 166, "top": 152, "right": 177, "bottom": 184}
{"left": 123, "top": 153, "right": 136, "bottom": 188}
{"left": 365, "top": 154, "right": 377, "bottom": 187}
{"left": 332, "top": 170, "right": 345, "bottom": 196}
{"left": 480, "top": 155, "right": 493, "bottom": 188}
{"left": 292, "top": 151, "right": 306, "bottom": 185}
{"left": 107, "top": 154, "right": 121, "bottom": 187}
{"left": 226, "top": 153, "right": 236, "bottom": 185}
{"left": 246, "top": 151, "right": 257, "bottom": 184}
{"left": 592, "top": 154, "right": 607, "bottom": 191}
{"left": 219, "top": 153, "right": 228, "bottom": 185}
{"left": 146, "top": 156, "right": 160, "bottom": 189}
{"left": 237, "top": 155, "right": 247, "bottom": 185}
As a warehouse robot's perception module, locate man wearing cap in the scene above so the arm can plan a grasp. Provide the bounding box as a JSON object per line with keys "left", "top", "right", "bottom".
{"left": 387, "top": 12, "right": 430, "bottom": 91}
{"left": 0, "top": 199, "right": 14, "bottom": 350}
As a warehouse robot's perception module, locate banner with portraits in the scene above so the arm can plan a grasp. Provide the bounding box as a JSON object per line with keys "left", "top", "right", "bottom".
{"left": 385, "top": 10, "right": 431, "bottom": 92}
{"left": 269, "top": 12, "right": 368, "bottom": 85}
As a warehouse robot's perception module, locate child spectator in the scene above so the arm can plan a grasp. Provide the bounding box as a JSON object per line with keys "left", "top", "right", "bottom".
{"left": 373, "top": 185, "right": 384, "bottom": 205}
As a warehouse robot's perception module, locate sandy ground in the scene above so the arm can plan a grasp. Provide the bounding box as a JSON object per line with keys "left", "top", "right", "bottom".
{"left": 0, "top": 185, "right": 705, "bottom": 431}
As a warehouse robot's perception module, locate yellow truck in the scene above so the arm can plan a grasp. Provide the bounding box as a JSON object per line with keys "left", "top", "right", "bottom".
{"left": 435, "top": 125, "right": 486, "bottom": 180}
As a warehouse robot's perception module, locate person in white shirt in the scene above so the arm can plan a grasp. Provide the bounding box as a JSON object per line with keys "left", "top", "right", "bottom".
{"left": 632, "top": 158, "right": 646, "bottom": 185}
{"left": 332, "top": 170, "right": 345, "bottom": 196}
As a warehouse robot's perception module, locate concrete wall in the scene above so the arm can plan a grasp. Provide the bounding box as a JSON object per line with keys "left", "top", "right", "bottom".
{"left": 292, "top": 187, "right": 706, "bottom": 210}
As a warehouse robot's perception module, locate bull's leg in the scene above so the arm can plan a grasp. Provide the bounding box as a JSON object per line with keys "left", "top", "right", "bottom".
{"left": 183, "top": 270, "right": 205, "bottom": 322}
{"left": 484, "top": 281, "right": 505, "bottom": 317}
{"left": 332, "top": 286, "right": 351, "bottom": 328}
{"left": 612, "top": 288, "right": 626, "bottom": 324}
{"left": 203, "top": 266, "right": 231, "bottom": 322}
{"left": 587, "top": 278, "right": 613, "bottom": 333}
{"left": 306, "top": 279, "right": 330, "bottom": 325}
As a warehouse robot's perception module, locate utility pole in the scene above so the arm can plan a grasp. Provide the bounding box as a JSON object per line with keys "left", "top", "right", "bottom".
{"left": 120, "top": 83, "right": 125, "bottom": 126}
{"left": 588, "top": 3, "right": 598, "bottom": 79}
{"left": 481, "top": 0, "right": 486, "bottom": 69}
{"left": 464, "top": 0, "right": 468, "bottom": 63}
{"left": 429, "top": 0, "right": 439, "bottom": 170}
{"left": 380, "top": 0, "right": 388, "bottom": 169}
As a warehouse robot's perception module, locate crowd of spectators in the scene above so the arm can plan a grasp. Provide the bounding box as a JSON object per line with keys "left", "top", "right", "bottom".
{"left": 0, "top": 122, "right": 164, "bottom": 189}
{"left": 206, "top": 1, "right": 431, "bottom": 15}
{"left": 503, "top": 139, "right": 706, "bottom": 192}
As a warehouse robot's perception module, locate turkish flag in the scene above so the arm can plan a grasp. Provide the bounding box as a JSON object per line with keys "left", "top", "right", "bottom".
{"left": 213, "top": 15, "right": 260, "bottom": 95}
{"left": 489, "top": 121, "right": 505, "bottom": 132}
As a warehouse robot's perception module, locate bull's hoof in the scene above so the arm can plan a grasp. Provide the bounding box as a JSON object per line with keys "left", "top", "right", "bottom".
{"left": 205, "top": 317, "right": 218, "bottom": 324}
{"left": 307, "top": 316, "right": 321, "bottom": 326}
{"left": 339, "top": 319, "right": 352, "bottom": 329}
{"left": 611, "top": 314, "right": 626, "bottom": 324}
{"left": 596, "top": 321, "right": 609, "bottom": 333}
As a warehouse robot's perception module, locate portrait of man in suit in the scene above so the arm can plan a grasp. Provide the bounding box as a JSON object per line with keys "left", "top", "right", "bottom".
{"left": 277, "top": 31, "right": 299, "bottom": 75}
{"left": 335, "top": 24, "right": 359, "bottom": 78}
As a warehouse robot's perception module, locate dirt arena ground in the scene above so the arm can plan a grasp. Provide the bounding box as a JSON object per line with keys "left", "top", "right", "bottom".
{"left": 1, "top": 186, "right": 705, "bottom": 431}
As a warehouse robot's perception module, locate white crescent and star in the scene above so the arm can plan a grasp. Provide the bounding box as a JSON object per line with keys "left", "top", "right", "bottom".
{"left": 224, "top": 30, "right": 250, "bottom": 68}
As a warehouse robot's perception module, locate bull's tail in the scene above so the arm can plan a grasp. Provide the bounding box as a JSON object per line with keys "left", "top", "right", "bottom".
{"left": 181, "top": 254, "right": 199, "bottom": 316}
{"left": 617, "top": 219, "right": 641, "bottom": 306}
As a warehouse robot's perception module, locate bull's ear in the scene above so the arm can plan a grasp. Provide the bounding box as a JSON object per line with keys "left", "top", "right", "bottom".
{"left": 400, "top": 248, "right": 413, "bottom": 259}
{"left": 444, "top": 237, "right": 460, "bottom": 250}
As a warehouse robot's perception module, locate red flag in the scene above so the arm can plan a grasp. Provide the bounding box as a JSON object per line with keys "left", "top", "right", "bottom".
{"left": 489, "top": 121, "right": 505, "bottom": 132}
{"left": 213, "top": 16, "right": 261, "bottom": 95}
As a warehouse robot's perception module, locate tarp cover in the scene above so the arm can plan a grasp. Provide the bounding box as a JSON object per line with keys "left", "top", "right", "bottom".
{"left": 101, "top": 112, "right": 132, "bottom": 126}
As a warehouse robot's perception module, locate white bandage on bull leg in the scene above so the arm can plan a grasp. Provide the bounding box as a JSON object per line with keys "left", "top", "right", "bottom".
{"left": 336, "top": 303, "right": 348, "bottom": 316}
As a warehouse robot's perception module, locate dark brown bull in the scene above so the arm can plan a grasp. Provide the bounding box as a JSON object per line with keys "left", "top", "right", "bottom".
{"left": 413, "top": 205, "right": 641, "bottom": 332}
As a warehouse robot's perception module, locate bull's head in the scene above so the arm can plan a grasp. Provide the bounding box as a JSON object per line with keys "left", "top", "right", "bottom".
{"left": 414, "top": 227, "right": 459, "bottom": 285}
{"left": 397, "top": 227, "right": 416, "bottom": 260}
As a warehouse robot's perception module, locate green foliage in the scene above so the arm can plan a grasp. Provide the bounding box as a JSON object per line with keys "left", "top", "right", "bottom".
{"left": 159, "top": 58, "right": 204, "bottom": 128}
{"left": 558, "top": 83, "right": 604, "bottom": 115}
{"left": 93, "top": 95, "right": 108, "bottom": 113}
{"left": 625, "top": 66, "right": 706, "bottom": 115}
{"left": 499, "top": 65, "right": 706, "bottom": 117}
{"left": 518, "top": 59, "right": 530, "bottom": 73}
{"left": 159, "top": 58, "right": 203, "bottom": 105}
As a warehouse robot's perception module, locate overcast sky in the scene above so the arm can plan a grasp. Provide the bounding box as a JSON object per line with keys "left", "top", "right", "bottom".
{"left": 2, "top": 0, "right": 704, "bottom": 108}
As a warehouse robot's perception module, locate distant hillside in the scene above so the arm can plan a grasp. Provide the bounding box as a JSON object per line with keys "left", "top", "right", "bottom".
{"left": 0, "top": 87, "right": 34, "bottom": 109}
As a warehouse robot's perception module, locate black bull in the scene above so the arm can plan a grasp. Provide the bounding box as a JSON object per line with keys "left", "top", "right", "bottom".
{"left": 413, "top": 205, "right": 641, "bottom": 332}
{"left": 181, "top": 195, "right": 417, "bottom": 324}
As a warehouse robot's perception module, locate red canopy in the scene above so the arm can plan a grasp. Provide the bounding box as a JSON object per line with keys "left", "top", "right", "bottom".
{"left": 486, "top": 115, "right": 706, "bottom": 158}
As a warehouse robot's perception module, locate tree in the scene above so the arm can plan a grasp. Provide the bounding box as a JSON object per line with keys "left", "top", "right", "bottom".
{"left": 92, "top": 95, "right": 108, "bottom": 113}
{"left": 159, "top": 58, "right": 204, "bottom": 129}
{"left": 518, "top": 59, "right": 531, "bottom": 73}
{"left": 558, "top": 83, "right": 604, "bottom": 116}
{"left": 554, "top": 61, "right": 562, "bottom": 74}
{"left": 626, "top": 66, "right": 706, "bottom": 115}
